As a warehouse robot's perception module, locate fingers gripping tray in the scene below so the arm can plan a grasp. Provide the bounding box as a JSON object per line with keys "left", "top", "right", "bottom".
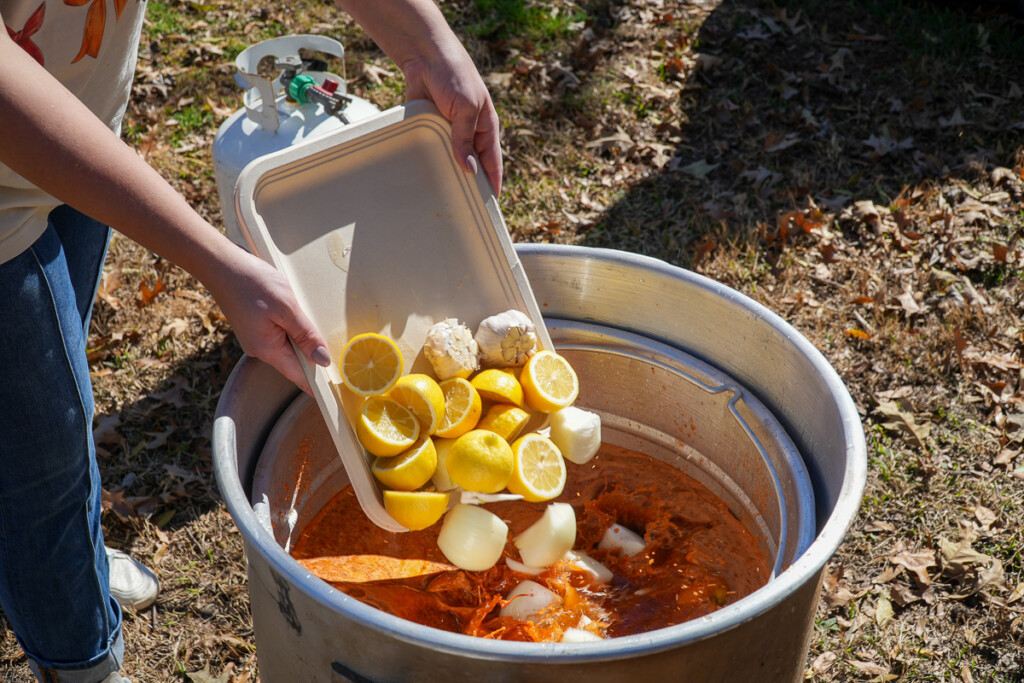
{"left": 233, "top": 100, "right": 551, "bottom": 531}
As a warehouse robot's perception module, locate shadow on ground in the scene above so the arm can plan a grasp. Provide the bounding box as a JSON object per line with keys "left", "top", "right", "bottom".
{"left": 577, "top": 0, "right": 1024, "bottom": 269}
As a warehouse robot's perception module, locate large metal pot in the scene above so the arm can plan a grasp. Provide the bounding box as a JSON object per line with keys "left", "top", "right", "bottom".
{"left": 213, "top": 245, "right": 866, "bottom": 682}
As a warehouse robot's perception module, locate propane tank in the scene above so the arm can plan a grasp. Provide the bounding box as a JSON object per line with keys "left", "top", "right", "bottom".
{"left": 212, "top": 35, "right": 380, "bottom": 248}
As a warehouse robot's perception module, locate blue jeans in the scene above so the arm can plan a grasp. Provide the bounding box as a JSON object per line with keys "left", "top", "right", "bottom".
{"left": 0, "top": 206, "right": 124, "bottom": 682}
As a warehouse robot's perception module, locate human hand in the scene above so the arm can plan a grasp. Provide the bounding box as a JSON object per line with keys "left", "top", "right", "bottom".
{"left": 336, "top": 0, "right": 502, "bottom": 195}
{"left": 401, "top": 43, "right": 502, "bottom": 195}
{"left": 208, "top": 248, "right": 330, "bottom": 395}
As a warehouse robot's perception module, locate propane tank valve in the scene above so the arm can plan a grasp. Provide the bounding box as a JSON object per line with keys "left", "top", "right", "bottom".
{"left": 277, "top": 56, "right": 352, "bottom": 121}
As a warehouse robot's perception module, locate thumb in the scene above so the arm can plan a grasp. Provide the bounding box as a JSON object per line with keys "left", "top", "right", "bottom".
{"left": 449, "top": 106, "right": 481, "bottom": 178}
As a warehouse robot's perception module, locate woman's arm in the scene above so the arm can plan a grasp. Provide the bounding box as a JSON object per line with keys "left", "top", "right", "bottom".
{"left": 336, "top": 0, "right": 503, "bottom": 194}
{"left": 0, "top": 26, "right": 331, "bottom": 393}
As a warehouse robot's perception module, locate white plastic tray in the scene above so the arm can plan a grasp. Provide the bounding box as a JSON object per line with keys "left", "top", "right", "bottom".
{"left": 234, "top": 100, "right": 552, "bottom": 531}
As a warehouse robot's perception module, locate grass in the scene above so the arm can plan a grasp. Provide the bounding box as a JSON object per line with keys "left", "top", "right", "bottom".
{"left": 460, "top": 0, "right": 590, "bottom": 44}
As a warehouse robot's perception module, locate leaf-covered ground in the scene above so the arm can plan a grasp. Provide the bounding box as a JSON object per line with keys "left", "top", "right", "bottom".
{"left": 2, "top": 0, "right": 1023, "bottom": 680}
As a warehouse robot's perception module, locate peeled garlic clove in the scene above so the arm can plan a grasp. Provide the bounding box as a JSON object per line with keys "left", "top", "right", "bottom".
{"left": 563, "top": 550, "right": 613, "bottom": 584}
{"left": 499, "top": 580, "right": 560, "bottom": 621}
{"left": 505, "top": 557, "right": 545, "bottom": 576}
{"left": 475, "top": 309, "right": 538, "bottom": 368}
{"left": 437, "top": 504, "right": 508, "bottom": 571}
{"left": 548, "top": 406, "right": 602, "bottom": 464}
{"left": 561, "top": 628, "right": 603, "bottom": 643}
{"left": 423, "top": 319, "right": 479, "bottom": 380}
{"left": 514, "top": 502, "right": 576, "bottom": 568}
{"left": 598, "top": 523, "right": 646, "bottom": 557}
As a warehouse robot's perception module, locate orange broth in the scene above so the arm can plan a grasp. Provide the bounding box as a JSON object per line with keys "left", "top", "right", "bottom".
{"left": 291, "top": 445, "right": 768, "bottom": 641}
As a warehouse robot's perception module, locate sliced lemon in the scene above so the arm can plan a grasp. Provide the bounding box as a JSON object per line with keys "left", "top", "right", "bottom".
{"left": 434, "top": 377, "right": 482, "bottom": 439}
{"left": 446, "top": 429, "right": 514, "bottom": 494}
{"left": 388, "top": 373, "right": 445, "bottom": 435}
{"left": 371, "top": 436, "right": 438, "bottom": 491}
{"left": 476, "top": 403, "right": 531, "bottom": 442}
{"left": 519, "top": 350, "right": 579, "bottom": 413}
{"left": 470, "top": 368, "right": 525, "bottom": 407}
{"left": 356, "top": 396, "right": 420, "bottom": 457}
{"left": 340, "top": 333, "right": 404, "bottom": 396}
{"left": 507, "top": 433, "right": 567, "bottom": 502}
{"left": 383, "top": 490, "right": 450, "bottom": 531}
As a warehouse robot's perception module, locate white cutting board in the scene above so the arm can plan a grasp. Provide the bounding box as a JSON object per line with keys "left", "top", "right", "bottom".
{"left": 234, "top": 100, "right": 551, "bottom": 531}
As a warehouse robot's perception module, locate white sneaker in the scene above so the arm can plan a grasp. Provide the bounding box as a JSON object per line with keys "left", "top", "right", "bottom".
{"left": 105, "top": 546, "right": 159, "bottom": 610}
{"left": 100, "top": 673, "right": 133, "bottom": 682}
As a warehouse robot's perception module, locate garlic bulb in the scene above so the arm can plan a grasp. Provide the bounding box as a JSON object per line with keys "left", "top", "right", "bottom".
{"left": 423, "top": 319, "right": 479, "bottom": 380}
{"left": 437, "top": 504, "right": 508, "bottom": 571}
{"left": 499, "top": 580, "right": 561, "bottom": 621}
{"left": 514, "top": 502, "right": 576, "bottom": 567}
{"left": 475, "top": 309, "right": 538, "bottom": 368}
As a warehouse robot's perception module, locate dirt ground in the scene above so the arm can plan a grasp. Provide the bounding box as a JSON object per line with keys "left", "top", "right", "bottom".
{"left": 2, "top": 0, "right": 1023, "bottom": 680}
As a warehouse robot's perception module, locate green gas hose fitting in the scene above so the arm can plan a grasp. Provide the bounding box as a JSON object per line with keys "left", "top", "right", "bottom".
{"left": 288, "top": 74, "right": 317, "bottom": 104}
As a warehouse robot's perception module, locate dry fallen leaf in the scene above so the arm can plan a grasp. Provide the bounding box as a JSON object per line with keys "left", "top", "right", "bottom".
{"left": 809, "top": 651, "right": 837, "bottom": 676}
{"left": 889, "top": 549, "right": 936, "bottom": 586}
{"left": 973, "top": 505, "right": 998, "bottom": 529}
{"left": 849, "top": 659, "right": 892, "bottom": 677}
{"left": 875, "top": 591, "right": 894, "bottom": 627}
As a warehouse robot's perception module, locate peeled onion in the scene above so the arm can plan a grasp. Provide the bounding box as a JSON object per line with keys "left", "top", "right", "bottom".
{"left": 564, "top": 550, "right": 613, "bottom": 584}
{"left": 514, "top": 503, "right": 576, "bottom": 568}
{"left": 598, "top": 523, "right": 646, "bottom": 557}
{"left": 505, "top": 557, "right": 545, "bottom": 576}
{"left": 561, "top": 627, "right": 603, "bottom": 643}
{"left": 437, "top": 504, "right": 508, "bottom": 571}
{"left": 499, "top": 580, "right": 560, "bottom": 621}
{"left": 548, "top": 406, "right": 601, "bottom": 464}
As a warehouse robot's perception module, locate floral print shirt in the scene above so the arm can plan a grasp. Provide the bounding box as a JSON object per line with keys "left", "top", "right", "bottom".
{"left": 1, "top": 0, "right": 146, "bottom": 263}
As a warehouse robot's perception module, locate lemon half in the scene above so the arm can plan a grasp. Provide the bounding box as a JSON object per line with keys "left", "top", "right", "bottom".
{"left": 388, "top": 373, "right": 445, "bottom": 435}
{"left": 371, "top": 437, "right": 438, "bottom": 491}
{"left": 470, "top": 368, "right": 525, "bottom": 408}
{"left": 383, "top": 490, "right": 450, "bottom": 531}
{"left": 340, "top": 333, "right": 404, "bottom": 396}
{"left": 435, "top": 377, "right": 482, "bottom": 439}
{"left": 507, "top": 433, "right": 567, "bottom": 502}
{"left": 519, "top": 350, "right": 579, "bottom": 413}
{"left": 356, "top": 396, "right": 420, "bottom": 457}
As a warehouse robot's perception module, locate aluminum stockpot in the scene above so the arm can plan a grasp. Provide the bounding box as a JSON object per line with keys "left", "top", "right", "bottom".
{"left": 213, "top": 245, "right": 867, "bottom": 682}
